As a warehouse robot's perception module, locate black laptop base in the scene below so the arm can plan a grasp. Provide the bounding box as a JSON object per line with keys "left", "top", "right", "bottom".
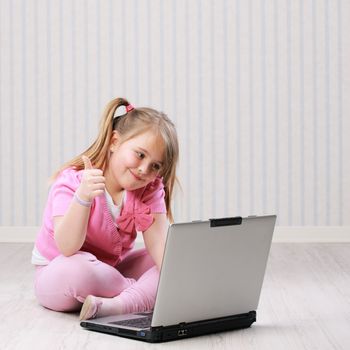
{"left": 80, "top": 311, "right": 256, "bottom": 343}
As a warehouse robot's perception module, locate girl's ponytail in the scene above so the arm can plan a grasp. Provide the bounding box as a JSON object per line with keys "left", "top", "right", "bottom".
{"left": 82, "top": 97, "right": 130, "bottom": 170}
{"left": 51, "top": 97, "right": 130, "bottom": 178}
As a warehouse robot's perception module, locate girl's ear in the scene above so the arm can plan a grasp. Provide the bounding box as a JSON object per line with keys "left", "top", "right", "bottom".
{"left": 110, "top": 130, "right": 121, "bottom": 149}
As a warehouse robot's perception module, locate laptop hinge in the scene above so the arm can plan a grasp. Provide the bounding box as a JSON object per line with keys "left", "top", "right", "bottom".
{"left": 210, "top": 217, "right": 242, "bottom": 227}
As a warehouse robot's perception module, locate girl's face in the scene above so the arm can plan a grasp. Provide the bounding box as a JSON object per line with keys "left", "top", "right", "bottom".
{"left": 105, "top": 130, "right": 165, "bottom": 192}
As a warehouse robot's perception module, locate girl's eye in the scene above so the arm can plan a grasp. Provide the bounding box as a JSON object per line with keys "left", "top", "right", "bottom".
{"left": 136, "top": 151, "right": 145, "bottom": 159}
{"left": 152, "top": 163, "right": 162, "bottom": 172}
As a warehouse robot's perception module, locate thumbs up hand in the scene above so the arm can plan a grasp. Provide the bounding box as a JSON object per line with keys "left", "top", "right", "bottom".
{"left": 76, "top": 156, "right": 106, "bottom": 202}
{"left": 82, "top": 155, "right": 93, "bottom": 170}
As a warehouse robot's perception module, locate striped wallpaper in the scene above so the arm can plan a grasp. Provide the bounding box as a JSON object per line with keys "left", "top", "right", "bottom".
{"left": 0, "top": 0, "right": 349, "bottom": 228}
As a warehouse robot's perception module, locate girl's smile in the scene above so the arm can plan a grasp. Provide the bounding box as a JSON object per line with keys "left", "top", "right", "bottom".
{"left": 129, "top": 169, "right": 144, "bottom": 182}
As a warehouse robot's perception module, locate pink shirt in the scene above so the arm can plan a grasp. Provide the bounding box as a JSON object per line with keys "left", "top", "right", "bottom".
{"left": 35, "top": 168, "right": 166, "bottom": 267}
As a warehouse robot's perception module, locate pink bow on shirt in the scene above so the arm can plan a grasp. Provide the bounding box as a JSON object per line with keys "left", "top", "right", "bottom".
{"left": 115, "top": 201, "right": 154, "bottom": 233}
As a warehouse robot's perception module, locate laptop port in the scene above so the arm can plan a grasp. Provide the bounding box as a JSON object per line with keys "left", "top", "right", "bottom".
{"left": 178, "top": 329, "right": 187, "bottom": 336}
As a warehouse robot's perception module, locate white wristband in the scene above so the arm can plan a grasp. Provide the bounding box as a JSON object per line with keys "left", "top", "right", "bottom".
{"left": 74, "top": 192, "right": 92, "bottom": 207}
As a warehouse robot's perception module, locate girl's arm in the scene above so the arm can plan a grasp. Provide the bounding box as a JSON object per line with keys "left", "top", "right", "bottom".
{"left": 53, "top": 201, "right": 91, "bottom": 256}
{"left": 142, "top": 213, "right": 168, "bottom": 270}
{"left": 54, "top": 156, "right": 105, "bottom": 256}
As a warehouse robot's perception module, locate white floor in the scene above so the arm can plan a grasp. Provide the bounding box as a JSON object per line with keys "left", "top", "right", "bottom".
{"left": 1, "top": 243, "right": 350, "bottom": 350}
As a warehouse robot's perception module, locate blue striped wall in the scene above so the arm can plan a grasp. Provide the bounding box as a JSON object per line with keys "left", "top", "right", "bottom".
{"left": 0, "top": 0, "right": 348, "bottom": 227}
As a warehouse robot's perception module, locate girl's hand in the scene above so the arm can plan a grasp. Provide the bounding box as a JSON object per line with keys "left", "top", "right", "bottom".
{"left": 76, "top": 156, "right": 106, "bottom": 202}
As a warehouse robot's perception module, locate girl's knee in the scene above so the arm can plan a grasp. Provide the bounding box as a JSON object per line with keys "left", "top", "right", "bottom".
{"left": 52, "top": 252, "right": 102, "bottom": 287}
{"left": 34, "top": 252, "right": 101, "bottom": 308}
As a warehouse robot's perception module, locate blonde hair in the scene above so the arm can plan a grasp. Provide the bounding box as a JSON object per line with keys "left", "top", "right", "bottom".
{"left": 52, "top": 97, "right": 179, "bottom": 223}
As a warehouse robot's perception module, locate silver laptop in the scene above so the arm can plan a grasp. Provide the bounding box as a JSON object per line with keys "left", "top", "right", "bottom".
{"left": 80, "top": 215, "right": 276, "bottom": 342}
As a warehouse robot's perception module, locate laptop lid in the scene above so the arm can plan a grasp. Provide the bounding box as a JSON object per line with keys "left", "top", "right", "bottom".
{"left": 151, "top": 215, "right": 276, "bottom": 327}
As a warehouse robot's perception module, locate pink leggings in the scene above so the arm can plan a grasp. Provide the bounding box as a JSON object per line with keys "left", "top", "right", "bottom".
{"left": 34, "top": 249, "right": 159, "bottom": 314}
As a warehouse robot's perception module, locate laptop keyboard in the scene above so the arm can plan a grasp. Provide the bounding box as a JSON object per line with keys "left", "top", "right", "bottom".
{"left": 109, "top": 313, "right": 153, "bottom": 329}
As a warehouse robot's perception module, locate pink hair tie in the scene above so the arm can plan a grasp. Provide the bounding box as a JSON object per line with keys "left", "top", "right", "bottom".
{"left": 126, "top": 104, "right": 134, "bottom": 112}
{"left": 113, "top": 103, "right": 135, "bottom": 118}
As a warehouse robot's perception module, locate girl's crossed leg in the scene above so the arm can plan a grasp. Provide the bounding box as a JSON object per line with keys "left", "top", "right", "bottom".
{"left": 34, "top": 249, "right": 159, "bottom": 316}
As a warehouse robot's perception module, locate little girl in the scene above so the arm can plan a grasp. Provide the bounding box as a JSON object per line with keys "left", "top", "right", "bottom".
{"left": 31, "top": 97, "right": 179, "bottom": 320}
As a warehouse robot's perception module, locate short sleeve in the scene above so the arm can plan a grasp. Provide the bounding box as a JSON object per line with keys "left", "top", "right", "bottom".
{"left": 50, "top": 168, "right": 83, "bottom": 217}
{"left": 141, "top": 177, "right": 166, "bottom": 213}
